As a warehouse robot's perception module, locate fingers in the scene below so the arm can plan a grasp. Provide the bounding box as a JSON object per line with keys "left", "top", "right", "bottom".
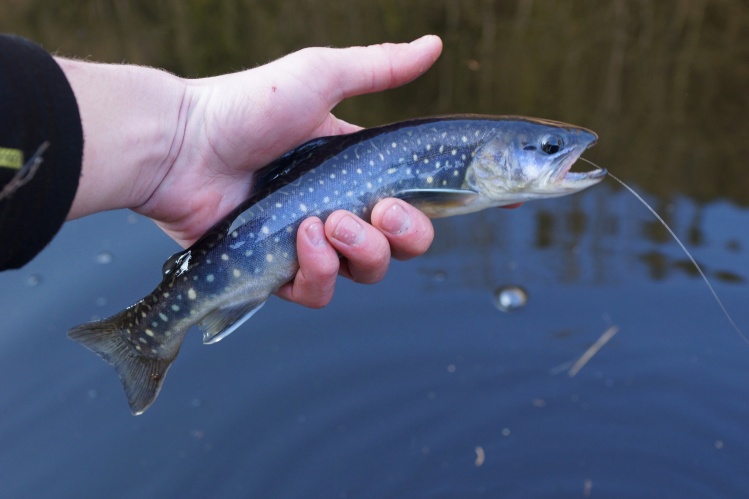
{"left": 287, "top": 35, "right": 443, "bottom": 110}
{"left": 369, "top": 198, "right": 434, "bottom": 260}
{"left": 275, "top": 218, "right": 340, "bottom": 308}
{"left": 324, "top": 210, "right": 392, "bottom": 283}
{"left": 277, "top": 198, "right": 436, "bottom": 309}
{"left": 333, "top": 35, "right": 443, "bottom": 102}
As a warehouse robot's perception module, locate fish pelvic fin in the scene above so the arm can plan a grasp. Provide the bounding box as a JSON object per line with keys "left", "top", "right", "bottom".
{"left": 68, "top": 314, "right": 174, "bottom": 416}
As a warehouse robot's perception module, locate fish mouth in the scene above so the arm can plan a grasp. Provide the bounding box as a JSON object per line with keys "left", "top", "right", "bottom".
{"left": 554, "top": 140, "right": 606, "bottom": 186}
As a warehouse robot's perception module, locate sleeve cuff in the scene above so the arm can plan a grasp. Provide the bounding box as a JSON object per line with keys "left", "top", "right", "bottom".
{"left": 0, "top": 34, "right": 84, "bottom": 270}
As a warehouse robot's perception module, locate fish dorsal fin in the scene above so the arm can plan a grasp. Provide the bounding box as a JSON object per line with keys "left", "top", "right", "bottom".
{"left": 199, "top": 300, "right": 267, "bottom": 345}
{"left": 252, "top": 136, "right": 340, "bottom": 192}
{"left": 394, "top": 188, "right": 479, "bottom": 217}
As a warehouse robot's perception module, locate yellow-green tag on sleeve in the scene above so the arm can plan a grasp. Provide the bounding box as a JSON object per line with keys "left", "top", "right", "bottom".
{"left": 0, "top": 147, "right": 23, "bottom": 169}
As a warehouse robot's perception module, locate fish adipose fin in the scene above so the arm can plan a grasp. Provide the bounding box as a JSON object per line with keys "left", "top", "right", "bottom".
{"left": 394, "top": 188, "right": 479, "bottom": 217}
{"left": 68, "top": 314, "right": 173, "bottom": 416}
{"left": 199, "top": 300, "right": 266, "bottom": 345}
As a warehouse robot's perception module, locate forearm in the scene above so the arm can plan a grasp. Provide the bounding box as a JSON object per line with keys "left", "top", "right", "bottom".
{"left": 57, "top": 58, "right": 187, "bottom": 219}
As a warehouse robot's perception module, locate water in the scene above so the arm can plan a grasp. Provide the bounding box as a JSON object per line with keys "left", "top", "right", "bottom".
{"left": 2, "top": 1, "right": 749, "bottom": 497}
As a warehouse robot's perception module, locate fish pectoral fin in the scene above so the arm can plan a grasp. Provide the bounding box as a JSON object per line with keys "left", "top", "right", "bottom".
{"left": 199, "top": 300, "right": 266, "bottom": 345}
{"left": 393, "top": 188, "right": 479, "bottom": 217}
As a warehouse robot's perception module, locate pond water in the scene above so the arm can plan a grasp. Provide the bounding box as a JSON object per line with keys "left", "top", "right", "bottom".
{"left": 2, "top": 1, "right": 749, "bottom": 497}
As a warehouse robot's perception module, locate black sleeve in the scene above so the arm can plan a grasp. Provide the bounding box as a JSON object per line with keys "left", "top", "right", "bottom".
{"left": 0, "top": 34, "right": 83, "bottom": 270}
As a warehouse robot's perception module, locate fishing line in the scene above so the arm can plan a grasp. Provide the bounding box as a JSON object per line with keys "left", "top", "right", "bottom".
{"left": 578, "top": 156, "right": 749, "bottom": 346}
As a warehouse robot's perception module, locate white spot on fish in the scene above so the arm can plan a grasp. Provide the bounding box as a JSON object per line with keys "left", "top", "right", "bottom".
{"left": 262, "top": 226, "right": 270, "bottom": 235}
{"left": 452, "top": 149, "right": 457, "bottom": 155}
{"left": 299, "top": 203, "right": 308, "bottom": 213}
{"left": 391, "top": 142, "right": 397, "bottom": 148}
{"left": 387, "top": 167, "right": 397, "bottom": 175}
{"left": 346, "top": 191, "right": 353, "bottom": 197}
{"left": 221, "top": 253, "right": 229, "bottom": 261}
{"left": 188, "top": 288, "right": 197, "bottom": 300}
{"left": 412, "top": 154, "right": 418, "bottom": 161}
{"left": 231, "top": 231, "right": 238, "bottom": 238}
{"left": 330, "top": 173, "right": 336, "bottom": 179}
{"left": 426, "top": 144, "right": 431, "bottom": 151}
{"left": 266, "top": 254, "right": 274, "bottom": 263}
{"left": 461, "top": 136, "right": 468, "bottom": 143}
{"left": 159, "top": 313, "right": 168, "bottom": 322}
{"left": 245, "top": 249, "right": 254, "bottom": 256}
{"left": 146, "top": 329, "right": 155, "bottom": 337}
{"left": 427, "top": 176, "right": 434, "bottom": 184}
{"left": 323, "top": 196, "right": 330, "bottom": 203}
{"left": 276, "top": 202, "right": 283, "bottom": 208}
{"left": 163, "top": 292, "right": 170, "bottom": 299}
{"left": 357, "top": 168, "right": 362, "bottom": 174}
{"left": 233, "top": 269, "right": 241, "bottom": 278}
{"left": 206, "top": 274, "right": 215, "bottom": 282}
{"left": 171, "top": 304, "right": 180, "bottom": 312}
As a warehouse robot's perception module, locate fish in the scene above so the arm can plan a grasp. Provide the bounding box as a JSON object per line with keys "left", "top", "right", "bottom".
{"left": 68, "top": 115, "right": 605, "bottom": 415}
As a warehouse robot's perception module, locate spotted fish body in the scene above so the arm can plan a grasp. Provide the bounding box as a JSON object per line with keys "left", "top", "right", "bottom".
{"left": 68, "top": 115, "right": 605, "bottom": 414}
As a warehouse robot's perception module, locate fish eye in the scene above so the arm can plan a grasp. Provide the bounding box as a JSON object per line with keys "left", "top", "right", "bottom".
{"left": 541, "top": 135, "right": 563, "bottom": 155}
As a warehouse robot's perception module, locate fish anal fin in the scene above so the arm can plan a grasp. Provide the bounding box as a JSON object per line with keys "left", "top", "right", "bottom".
{"left": 199, "top": 300, "right": 266, "bottom": 345}
{"left": 68, "top": 315, "right": 174, "bottom": 416}
{"left": 394, "top": 188, "right": 479, "bottom": 217}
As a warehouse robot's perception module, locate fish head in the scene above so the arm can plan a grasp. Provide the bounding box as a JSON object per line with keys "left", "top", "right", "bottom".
{"left": 465, "top": 117, "right": 605, "bottom": 205}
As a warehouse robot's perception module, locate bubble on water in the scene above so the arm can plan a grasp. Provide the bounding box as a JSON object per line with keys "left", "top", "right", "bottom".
{"left": 431, "top": 270, "right": 447, "bottom": 283}
{"left": 26, "top": 274, "right": 42, "bottom": 287}
{"left": 96, "top": 251, "right": 113, "bottom": 264}
{"left": 87, "top": 389, "right": 98, "bottom": 399}
{"left": 95, "top": 296, "right": 108, "bottom": 307}
{"left": 493, "top": 285, "right": 528, "bottom": 312}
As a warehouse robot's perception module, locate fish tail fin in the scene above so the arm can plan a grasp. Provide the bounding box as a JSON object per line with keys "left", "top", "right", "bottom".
{"left": 68, "top": 314, "right": 173, "bottom": 415}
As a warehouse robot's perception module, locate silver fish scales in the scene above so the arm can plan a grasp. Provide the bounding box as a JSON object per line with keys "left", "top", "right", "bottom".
{"left": 68, "top": 115, "right": 605, "bottom": 414}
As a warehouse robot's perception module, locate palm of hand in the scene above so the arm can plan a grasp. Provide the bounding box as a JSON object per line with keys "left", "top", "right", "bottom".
{"left": 136, "top": 41, "right": 439, "bottom": 247}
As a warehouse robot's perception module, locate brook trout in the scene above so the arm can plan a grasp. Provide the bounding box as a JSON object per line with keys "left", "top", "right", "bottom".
{"left": 69, "top": 115, "right": 605, "bottom": 414}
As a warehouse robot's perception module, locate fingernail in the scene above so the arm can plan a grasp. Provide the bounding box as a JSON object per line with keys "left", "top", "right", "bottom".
{"left": 332, "top": 214, "right": 365, "bottom": 247}
{"left": 381, "top": 203, "right": 411, "bottom": 235}
{"left": 305, "top": 220, "right": 326, "bottom": 247}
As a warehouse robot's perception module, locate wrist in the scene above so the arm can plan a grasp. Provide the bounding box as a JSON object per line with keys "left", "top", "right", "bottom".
{"left": 58, "top": 58, "right": 187, "bottom": 219}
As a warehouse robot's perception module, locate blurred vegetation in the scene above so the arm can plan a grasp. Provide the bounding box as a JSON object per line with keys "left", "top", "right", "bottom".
{"left": 4, "top": 0, "right": 749, "bottom": 206}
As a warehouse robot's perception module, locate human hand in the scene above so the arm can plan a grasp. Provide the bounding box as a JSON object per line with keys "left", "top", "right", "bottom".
{"left": 61, "top": 36, "right": 443, "bottom": 308}
{"left": 142, "top": 35, "right": 443, "bottom": 246}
